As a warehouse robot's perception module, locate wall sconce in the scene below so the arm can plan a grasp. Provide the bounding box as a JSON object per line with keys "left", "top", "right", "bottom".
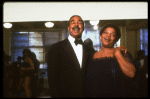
{"left": 3, "top": 22, "right": 12, "bottom": 29}
{"left": 45, "top": 22, "right": 54, "bottom": 28}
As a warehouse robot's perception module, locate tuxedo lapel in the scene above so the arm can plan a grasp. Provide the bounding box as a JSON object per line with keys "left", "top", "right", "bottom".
{"left": 82, "top": 45, "right": 89, "bottom": 69}
{"left": 62, "top": 38, "right": 90, "bottom": 69}
{"left": 62, "top": 38, "right": 80, "bottom": 67}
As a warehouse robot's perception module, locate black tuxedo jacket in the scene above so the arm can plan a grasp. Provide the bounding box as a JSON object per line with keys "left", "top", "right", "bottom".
{"left": 47, "top": 38, "right": 91, "bottom": 98}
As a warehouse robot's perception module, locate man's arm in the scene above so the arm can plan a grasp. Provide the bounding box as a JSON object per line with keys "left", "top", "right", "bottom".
{"left": 47, "top": 44, "right": 60, "bottom": 98}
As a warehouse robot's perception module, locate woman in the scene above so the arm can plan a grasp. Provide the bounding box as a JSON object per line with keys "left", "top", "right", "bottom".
{"left": 85, "top": 23, "right": 136, "bottom": 98}
{"left": 20, "top": 49, "right": 35, "bottom": 98}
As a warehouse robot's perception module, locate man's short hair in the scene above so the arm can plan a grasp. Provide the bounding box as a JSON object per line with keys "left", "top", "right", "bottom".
{"left": 67, "top": 15, "right": 84, "bottom": 29}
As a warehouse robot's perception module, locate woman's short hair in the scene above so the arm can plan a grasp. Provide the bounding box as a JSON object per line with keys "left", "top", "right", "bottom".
{"left": 100, "top": 23, "right": 121, "bottom": 43}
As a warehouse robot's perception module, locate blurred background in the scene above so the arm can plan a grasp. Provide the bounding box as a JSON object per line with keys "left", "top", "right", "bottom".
{"left": 3, "top": 2, "right": 148, "bottom": 98}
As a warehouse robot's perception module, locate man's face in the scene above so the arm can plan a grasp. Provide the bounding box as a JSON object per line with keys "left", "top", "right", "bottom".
{"left": 68, "top": 16, "right": 84, "bottom": 39}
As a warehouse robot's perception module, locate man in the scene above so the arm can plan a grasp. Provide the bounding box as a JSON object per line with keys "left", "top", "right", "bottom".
{"left": 133, "top": 50, "right": 146, "bottom": 97}
{"left": 11, "top": 56, "right": 22, "bottom": 97}
{"left": 84, "top": 38, "right": 96, "bottom": 53}
{"left": 47, "top": 15, "right": 92, "bottom": 98}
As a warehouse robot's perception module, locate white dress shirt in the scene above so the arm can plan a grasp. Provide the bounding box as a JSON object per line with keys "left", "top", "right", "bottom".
{"left": 140, "top": 59, "right": 144, "bottom": 67}
{"left": 68, "top": 35, "right": 83, "bottom": 68}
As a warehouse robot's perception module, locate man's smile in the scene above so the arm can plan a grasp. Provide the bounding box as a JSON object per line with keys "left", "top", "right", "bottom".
{"left": 72, "top": 26, "right": 80, "bottom": 31}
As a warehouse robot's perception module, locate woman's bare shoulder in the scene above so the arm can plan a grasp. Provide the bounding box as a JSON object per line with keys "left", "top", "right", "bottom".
{"left": 93, "top": 51, "right": 101, "bottom": 59}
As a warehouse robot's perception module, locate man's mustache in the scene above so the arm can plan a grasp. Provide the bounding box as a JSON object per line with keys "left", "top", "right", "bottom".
{"left": 72, "top": 25, "right": 80, "bottom": 29}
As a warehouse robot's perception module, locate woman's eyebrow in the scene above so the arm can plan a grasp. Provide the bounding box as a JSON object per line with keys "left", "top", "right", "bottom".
{"left": 104, "top": 29, "right": 115, "bottom": 33}
{"left": 103, "top": 30, "right": 107, "bottom": 32}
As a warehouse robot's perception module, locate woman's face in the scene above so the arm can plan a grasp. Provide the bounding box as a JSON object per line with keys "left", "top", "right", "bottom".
{"left": 100, "top": 27, "right": 116, "bottom": 48}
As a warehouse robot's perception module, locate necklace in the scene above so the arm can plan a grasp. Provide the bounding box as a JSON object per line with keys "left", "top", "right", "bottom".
{"left": 101, "top": 50, "right": 115, "bottom": 57}
{"left": 94, "top": 49, "right": 114, "bottom": 59}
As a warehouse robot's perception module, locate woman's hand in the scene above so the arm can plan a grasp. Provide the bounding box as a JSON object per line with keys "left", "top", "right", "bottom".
{"left": 114, "top": 45, "right": 136, "bottom": 78}
{"left": 114, "top": 45, "right": 127, "bottom": 56}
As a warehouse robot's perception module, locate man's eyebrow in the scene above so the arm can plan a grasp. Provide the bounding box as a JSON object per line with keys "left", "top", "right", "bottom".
{"left": 70, "top": 20, "right": 75, "bottom": 22}
{"left": 78, "top": 20, "right": 83, "bottom": 22}
{"left": 70, "top": 20, "right": 83, "bottom": 22}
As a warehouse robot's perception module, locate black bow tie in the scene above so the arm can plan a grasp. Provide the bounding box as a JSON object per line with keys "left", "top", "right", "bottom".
{"left": 74, "top": 39, "right": 83, "bottom": 45}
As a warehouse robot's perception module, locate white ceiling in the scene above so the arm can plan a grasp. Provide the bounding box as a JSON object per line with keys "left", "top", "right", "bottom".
{"left": 3, "top": 2, "right": 148, "bottom": 22}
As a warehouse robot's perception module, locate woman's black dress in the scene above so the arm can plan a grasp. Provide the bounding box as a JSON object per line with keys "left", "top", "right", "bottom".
{"left": 85, "top": 52, "right": 135, "bottom": 98}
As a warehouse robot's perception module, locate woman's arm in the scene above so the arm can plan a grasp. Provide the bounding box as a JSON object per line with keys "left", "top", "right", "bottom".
{"left": 114, "top": 46, "right": 136, "bottom": 78}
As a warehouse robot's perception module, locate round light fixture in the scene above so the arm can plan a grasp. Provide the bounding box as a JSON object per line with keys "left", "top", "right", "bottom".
{"left": 45, "top": 22, "right": 54, "bottom": 28}
{"left": 3, "top": 22, "right": 12, "bottom": 29}
{"left": 93, "top": 25, "right": 98, "bottom": 30}
{"left": 89, "top": 20, "right": 99, "bottom": 25}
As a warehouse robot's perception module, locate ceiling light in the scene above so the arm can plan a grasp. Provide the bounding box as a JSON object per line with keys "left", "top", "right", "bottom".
{"left": 3, "top": 22, "right": 12, "bottom": 29}
{"left": 45, "top": 22, "right": 54, "bottom": 28}
{"left": 89, "top": 20, "right": 99, "bottom": 25}
{"left": 93, "top": 25, "right": 98, "bottom": 30}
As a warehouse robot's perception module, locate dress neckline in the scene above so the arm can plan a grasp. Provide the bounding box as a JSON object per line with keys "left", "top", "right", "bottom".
{"left": 92, "top": 56, "right": 115, "bottom": 61}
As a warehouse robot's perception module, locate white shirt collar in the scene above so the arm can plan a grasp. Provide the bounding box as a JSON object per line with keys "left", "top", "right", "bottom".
{"left": 68, "top": 34, "right": 75, "bottom": 45}
{"left": 68, "top": 34, "right": 83, "bottom": 68}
